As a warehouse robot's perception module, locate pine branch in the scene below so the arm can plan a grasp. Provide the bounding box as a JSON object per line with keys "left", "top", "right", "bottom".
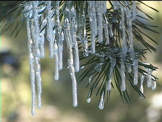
{"left": 0, "top": 1, "right": 159, "bottom": 114}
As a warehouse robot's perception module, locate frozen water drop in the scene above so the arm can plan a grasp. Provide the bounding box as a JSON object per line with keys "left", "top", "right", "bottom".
{"left": 89, "top": 75, "right": 92, "bottom": 84}
{"left": 98, "top": 92, "right": 104, "bottom": 110}
{"left": 87, "top": 97, "right": 91, "bottom": 103}
{"left": 152, "top": 81, "right": 156, "bottom": 90}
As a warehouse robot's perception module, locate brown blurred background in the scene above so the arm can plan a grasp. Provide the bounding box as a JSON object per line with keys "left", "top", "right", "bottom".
{"left": 1, "top": 1, "right": 162, "bottom": 122}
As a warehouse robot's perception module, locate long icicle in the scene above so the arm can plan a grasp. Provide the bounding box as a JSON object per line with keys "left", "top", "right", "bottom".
{"left": 71, "top": 7, "right": 80, "bottom": 72}
{"left": 96, "top": 1, "right": 103, "bottom": 43}
{"left": 32, "top": 1, "right": 43, "bottom": 109}
{"left": 25, "top": 6, "right": 36, "bottom": 115}
{"left": 64, "top": 18, "right": 78, "bottom": 107}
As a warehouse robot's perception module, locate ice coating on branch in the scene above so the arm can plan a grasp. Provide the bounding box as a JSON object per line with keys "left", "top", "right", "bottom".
{"left": 98, "top": 91, "right": 105, "bottom": 110}
{"left": 145, "top": 68, "right": 153, "bottom": 88}
{"left": 39, "top": 14, "right": 45, "bottom": 58}
{"left": 89, "top": 75, "right": 92, "bottom": 84}
{"left": 121, "top": 54, "right": 126, "bottom": 91}
{"left": 140, "top": 74, "right": 144, "bottom": 94}
{"left": 133, "top": 59, "right": 138, "bottom": 85}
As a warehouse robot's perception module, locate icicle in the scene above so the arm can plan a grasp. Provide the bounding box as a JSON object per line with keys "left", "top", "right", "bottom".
{"left": 126, "top": 7, "right": 135, "bottom": 61}
{"left": 107, "top": 79, "right": 112, "bottom": 91}
{"left": 152, "top": 81, "right": 156, "bottom": 90}
{"left": 54, "top": 41, "right": 59, "bottom": 81}
{"left": 88, "top": 1, "right": 97, "bottom": 54}
{"left": 87, "top": 1, "right": 97, "bottom": 36}
{"left": 46, "top": 1, "right": 55, "bottom": 58}
{"left": 29, "top": 45, "right": 36, "bottom": 115}
{"left": 58, "top": 32, "right": 64, "bottom": 70}
{"left": 64, "top": 18, "right": 78, "bottom": 107}
{"left": 146, "top": 68, "right": 153, "bottom": 88}
{"left": 55, "top": 1, "right": 63, "bottom": 71}
{"left": 96, "top": 1, "right": 103, "bottom": 43}
{"left": 39, "top": 15, "right": 45, "bottom": 58}
{"left": 132, "top": 1, "right": 137, "bottom": 21}
{"left": 55, "top": 1, "right": 60, "bottom": 26}
{"left": 101, "top": 1, "right": 107, "bottom": 14}
{"left": 126, "top": 63, "right": 132, "bottom": 73}
{"left": 109, "top": 24, "right": 113, "bottom": 38}
{"left": 83, "top": 37, "right": 89, "bottom": 57}
{"left": 71, "top": 13, "right": 80, "bottom": 72}
{"left": 98, "top": 91, "right": 105, "bottom": 110}
{"left": 87, "top": 97, "right": 91, "bottom": 103}
{"left": 23, "top": 1, "right": 37, "bottom": 115}
{"left": 68, "top": 58, "right": 78, "bottom": 107}
{"left": 133, "top": 59, "right": 138, "bottom": 85}
{"left": 32, "top": 1, "right": 40, "bottom": 58}
{"left": 39, "top": 31, "right": 45, "bottom": 58}
{"left": 35, "top": 57, "right": 42, "bottom": 108}
{"left": 26, "top": 16, "right": 36, "bottom": 115}
{"left": 112, "top": 1, "right": 119, "bottom": 10}
{"left": 82, "top": 11, "right": 89, "bottom": 57}
{"left": 107, "top": 57, "right": 116, "bottom": 91}
{"left": 91, "top": 35, "right": 96, "bottom": 54}
{"left": 120, "top": 6, "right": 127, "bottom": 54}
{"left": 121, "top": 54, "right": 126, "bottom": 91}
{"left": 140, "top": 74, "right": 144, "bottom": 94}
{"left": 104, "top": 18, "right": 109, "bottom": 45}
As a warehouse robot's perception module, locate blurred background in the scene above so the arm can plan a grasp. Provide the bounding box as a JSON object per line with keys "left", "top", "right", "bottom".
{"left": 1, "top": 1, "right": 162, "bottom": 122}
